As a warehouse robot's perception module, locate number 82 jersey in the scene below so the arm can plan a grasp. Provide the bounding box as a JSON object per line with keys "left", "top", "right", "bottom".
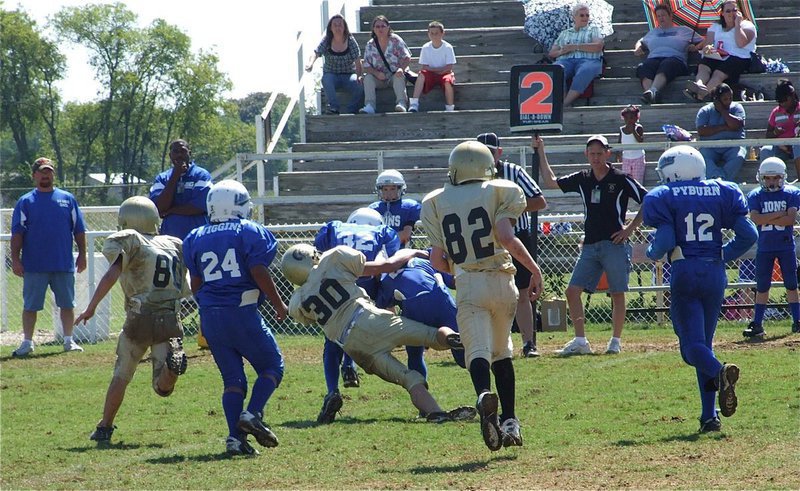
{"left": 421, "top": 180, "right": 526, "bottom": 275}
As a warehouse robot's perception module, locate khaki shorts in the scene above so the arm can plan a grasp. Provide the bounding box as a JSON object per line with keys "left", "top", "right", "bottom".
{"left": 344, "top": 303, "right": 447, "bottom": 391}
{"left": 455, "top": 271, "right": 518, "bottom": 367}
{"left": 113, "top": 310, "right": 183, "bottom": 394}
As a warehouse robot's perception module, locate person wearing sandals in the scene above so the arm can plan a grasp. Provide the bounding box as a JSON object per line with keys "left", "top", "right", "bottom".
{"left": 695, "top": 83, "right": 747, "bottom": 181}
{"left": 685, "top": 0, "right": 756, "bottom": 102}
{"left": 305, "top": 14, "right": 364, "bottom": 115}
{"left": 360, "top": 15, "right": 411, "bottom": 113}
{"left": 634, "top": 3, "right": 703, "bottom": 104}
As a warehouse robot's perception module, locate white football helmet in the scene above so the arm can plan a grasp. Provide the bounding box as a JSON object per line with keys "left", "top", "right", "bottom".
{"left": 118, "top": 196, "right": 160, "bottom": 235}
{"left": 347, "top": 207, "right": 383, "bottom": 226}
{"left": 207, "top": 180, "right": 252, "bottom": 223}
{"left": 656, "top": 145, "right": 706, "bottom": 183}
{"left": 448, "top": 141, "right": 495, "bottom": 185}
{"left": 757, "top": 157, "right": 787, "bottom": 192}
{"left": 375, "top": 169, "right": 406, "bottom": 201}
{"left": 281, "top": 244, "right": 319, "bottom": 285}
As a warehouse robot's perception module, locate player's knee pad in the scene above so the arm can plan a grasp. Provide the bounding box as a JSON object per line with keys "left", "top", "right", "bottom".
{"left": 223, "top": 376, "right": 248, "bottom": 397}
{"left": 682, "top": 342, "right": 707, "bottom": 367}
{"left": 258, "top": 368, "right": 284, "bottom": 388}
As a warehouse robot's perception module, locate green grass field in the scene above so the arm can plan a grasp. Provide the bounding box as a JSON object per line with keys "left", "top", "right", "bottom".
{"left": 2, "top": 322, "right": 799, "bottom": 489}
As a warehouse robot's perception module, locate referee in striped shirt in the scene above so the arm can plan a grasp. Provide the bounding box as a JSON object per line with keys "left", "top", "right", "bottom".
{"left": 477, "top": 132, "right": 547, "bottom": 358}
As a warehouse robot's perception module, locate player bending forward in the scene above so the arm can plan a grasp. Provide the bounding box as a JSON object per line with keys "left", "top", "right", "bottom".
{"left": 282, "top": 244, "right": 477, "bottom": 424}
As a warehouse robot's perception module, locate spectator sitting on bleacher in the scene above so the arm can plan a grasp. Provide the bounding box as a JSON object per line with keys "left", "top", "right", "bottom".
{"left": 634, "top": 3, "right": 702, "bottom": 105}
{"left": 685, "top": 0, "right": 757, "bottom": 102}
{"left": 409, "top": 21, "right": 456, "bottom": 113}
{"left": 360, "top": 15, "right": 411, "bottom": 114}
{"left": 305, "top": 14, "right": 364, "bottom": 115}
{"left": 759, "top": 79, "right": 800, "bottom": 179}
{"left": 695, "top": 83, "right": 747, "bottom": 181}
{"left": 547, "top": 3, "right": 605, "bottom": 108}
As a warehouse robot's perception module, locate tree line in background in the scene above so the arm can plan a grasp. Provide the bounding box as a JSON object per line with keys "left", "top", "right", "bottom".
{"left": 1, "top": 3, "right": 300, "bottom": 206}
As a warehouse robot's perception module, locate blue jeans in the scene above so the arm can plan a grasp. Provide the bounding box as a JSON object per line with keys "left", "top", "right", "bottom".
{"left": 321, "top": 72, "right": 363, "bottom": 114}
{"left": 699, "top": 145, "right": 746, "bottom": 181}
{"left": 759, "top": 144, "right": 800, "bottom": 163}
{"left": 555, "top": 57, "right": 602, "bottom": 93}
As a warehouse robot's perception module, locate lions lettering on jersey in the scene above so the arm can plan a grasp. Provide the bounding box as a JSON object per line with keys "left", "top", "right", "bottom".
{"left": 747, "top": 185, "right": 800, "bottom": 254}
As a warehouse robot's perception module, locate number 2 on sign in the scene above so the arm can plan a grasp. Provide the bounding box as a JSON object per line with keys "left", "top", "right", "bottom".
{"left": 520, "top": 72, "right": 553, "bottom": 114}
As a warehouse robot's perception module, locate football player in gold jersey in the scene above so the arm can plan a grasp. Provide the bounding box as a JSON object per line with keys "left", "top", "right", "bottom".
{"left": 282, "top": 244, "right": 477, "bottom": 425}
{"left": 75, "top": 196, "right": 192, "bottom": 443}
{"left": 421, "top": 141, "right": 544, "bottom": 451}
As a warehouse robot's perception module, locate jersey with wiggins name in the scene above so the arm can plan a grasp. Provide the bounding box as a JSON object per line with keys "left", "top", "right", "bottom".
{"left": 182, "top": 219, "right": 278, "bottom": 308}
{"left": 421, "top": 179, "right": 526, "bottom": 275}
{"left": 643, "top": 179, "right": 749, "bottom": 259}
{"left": 369, "top": 199, "right": 421, "bottom": 233}
{"left": 103, "top": 230, "right": 191, "bottom": 312}
{"left": 747, "top": 184, "right": 800, "bottom": 253}
{"left": 288, "top": 246, "right": 375, "bottom": 342}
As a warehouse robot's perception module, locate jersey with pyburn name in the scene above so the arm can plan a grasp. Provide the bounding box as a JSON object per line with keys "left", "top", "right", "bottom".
{"left": 182, "top": 219, "right": 278, "bottom": 308}
{"left": 643, "top": 179, "right": 749, "bottom": 259}
{"left": 103, "top": 230, "right": 191, "bottom": 312}
{"left": 747, "top": 184, "right": 800, "bottom": 253}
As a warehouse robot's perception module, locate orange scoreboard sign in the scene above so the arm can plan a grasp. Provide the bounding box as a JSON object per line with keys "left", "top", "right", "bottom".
{"left": 510, "top": 64, "right": 564, "bottom": 133}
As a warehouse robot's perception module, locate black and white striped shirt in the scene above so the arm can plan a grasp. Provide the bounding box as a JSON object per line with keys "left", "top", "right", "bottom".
{"left": 496, "top": 160, "right": 543, "bottom": 233}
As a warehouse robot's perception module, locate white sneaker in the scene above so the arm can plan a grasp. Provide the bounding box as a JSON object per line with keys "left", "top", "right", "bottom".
{"left": 445, "top": 104, "right": 455, "bottom": 112}
{"left": 605, "top": 338, "right": 621, "bottom": 354}
{"left": 408, "top": 103, "right": 419, "bottom": 112}
{"left": 500, "top": 418, "right": 523, "bottom": 447}
{"left": 555, "top": 338, "right": 592, "bottom": 356}
{"left": 358, "top": 104, "right": 375, "bottom": 114}
{"left": 12, "top": 342, "right": 34, "bottom": 357}
{"left": 394, "top": 102, "right": 407, "bottom": 112}
{"left": 64, "top": 340, "right": 84, "bottom": 352}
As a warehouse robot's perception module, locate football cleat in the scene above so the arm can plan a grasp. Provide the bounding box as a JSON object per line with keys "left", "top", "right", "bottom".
{"left": 166, "top": 337, "right": 187, "bottom": 376}
{"left": 426, "top": 406, "right": 478, "bottom": 423}
{"left": 89, "top": 424, "right": 116, "bottom": 443}
{"left": 522, "top": 341, "right": 540, "bottom": 358}
{"left": 500, "top": 418, "right": 523, "bottom": 447}
{"left": 699, "top": 416, "right": 722, "bottom": 433}
{"left": 717, "top": 363, "right": 739, "bottom": 417}
{"left": 445, "top": 333, "right": 464, "bottom": 350}
{"left": 317, "top": 391, "right": 344, "bottom": 425}
{"left": 237, "top": 411, "right": 278, "bottom": 448}
{"left": 742, "top": 322, "right": 765, "bottom": 340}
{"left": 226, "top": 436, "right": 259, "bottom": 456}
{"left": 476, "top": 391, "right": 502, "bottom": 451}
{"left": 341, "top": 365, "right": 360, "bottom": 388}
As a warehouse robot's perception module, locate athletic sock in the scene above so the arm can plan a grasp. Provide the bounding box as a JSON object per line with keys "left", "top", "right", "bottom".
{"left": 575, "top": 336, "right": 588, "bottom": 345}
{"left": 469, "top": 358, "right": 492, "bottom": 397}
{"left": 63, "top": 335, "right": 72, "bottom": 344}
{"left": 247, "top": 376, "right": 277, "bottom": 417}
{"left": 222, "top": 391, "right": 245, "bottom": 438}
{"left": 753, "top": 303, "right": 766, "bottom": 326}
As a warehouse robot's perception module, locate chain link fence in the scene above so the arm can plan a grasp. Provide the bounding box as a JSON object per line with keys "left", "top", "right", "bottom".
{"left": 1, "top": 206, "right": 796, "bottom": 344}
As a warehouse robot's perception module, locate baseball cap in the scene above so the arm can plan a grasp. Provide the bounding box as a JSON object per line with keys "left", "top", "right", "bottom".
{"left": 586, "top": 134, "right": 610, "bottom": 148}
{"left": 476, "top": 132, "right": 500, "bottom": 149}
{"left": 32, "top": 158, "right": 55, "bottom": 173}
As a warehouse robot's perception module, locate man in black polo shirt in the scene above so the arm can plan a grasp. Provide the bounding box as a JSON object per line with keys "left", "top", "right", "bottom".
{"left": 477, "top": 132, "right": 547, "bottom": 358}
{"left": 534, "top": 134, "right": 646, "bottom": 355}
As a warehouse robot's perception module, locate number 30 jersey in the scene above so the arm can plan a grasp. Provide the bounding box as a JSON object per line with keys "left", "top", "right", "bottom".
{"left": 103, "top": 230, "right": 191, "bottom": 311}
{"left": 182, "top": 219, "right": 278, "bottom": 308}
{"left": 288, "top": 246, "right": 371, "bottom": 342}
{"left": 643, "top": 179, "right": 749, "bottom": 260}
{"left": 421, "top": 180, "right": 526, "bottom": 275}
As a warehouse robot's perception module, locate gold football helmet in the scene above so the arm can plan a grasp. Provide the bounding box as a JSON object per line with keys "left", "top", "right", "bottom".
{"left": 281, "top": 244, "right": 319, "bottom": 285}
{"left": 118, "top": 196, "right": 160, "bottom": 235}
{"left": 448, "top": 141, "right": 495, "bottom": 185}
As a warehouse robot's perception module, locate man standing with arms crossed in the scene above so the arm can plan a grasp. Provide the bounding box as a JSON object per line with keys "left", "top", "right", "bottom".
{"left": 534, "top": 135, "right": 646, "bottom": 355}
{"left": 477, "top": 132, "right": 547, "bottom": 357}
{"left": 422, "top": 141, "right": 544, "bottom": 451}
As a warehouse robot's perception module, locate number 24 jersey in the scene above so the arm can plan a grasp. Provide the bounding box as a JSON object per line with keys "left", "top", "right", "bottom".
{"left": 421, "top": 180, "right": 526, "bottom": 275}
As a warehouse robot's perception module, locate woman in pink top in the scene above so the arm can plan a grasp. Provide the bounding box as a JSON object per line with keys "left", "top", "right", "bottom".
{"left": 760, "top": 79, "right": 800, "bottom": 178}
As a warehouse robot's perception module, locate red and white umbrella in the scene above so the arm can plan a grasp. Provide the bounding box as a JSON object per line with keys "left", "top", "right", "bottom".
{"left": 641, "top": 0, "right": 756, "bottom": 31}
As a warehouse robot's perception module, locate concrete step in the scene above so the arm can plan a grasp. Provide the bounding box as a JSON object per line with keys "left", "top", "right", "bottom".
{"left": 353, "top": 26, "right": 536, "bottom": 56}
{"left": 358, "top": 1, "right": 525, "bottom": 30}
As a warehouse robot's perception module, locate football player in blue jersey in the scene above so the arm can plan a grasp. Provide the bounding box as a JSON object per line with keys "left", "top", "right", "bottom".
{"left": 369, "top": 170, "right": 422, "bottom": 246}
{"left": 183, "top": 180, "right": 287, "bottom": 456}
{"left": 313, "top": 207, "right": 400, "bottom": 421}
{"left": 643, "top": 145, "right": 758, "bottom": 433}
{"left": 375, "top": 256, "right": 466, "bottom": 383}
{"left": 744, "top": 157, "right": 800, "bottom": 338}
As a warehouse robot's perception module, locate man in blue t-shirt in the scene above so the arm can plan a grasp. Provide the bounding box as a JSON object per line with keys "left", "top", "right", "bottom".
{"left": 695, "top": 84, "right": 747, "bottom": 181}
{"left": 643, "top": 145, "right": 757, "bottom": 433}
{"left": 743, "top": 157, "right": 800, "bottom": 337}
{"left": 369, "top": 169, "right": 421, "bottom": 246}
{"left": 312, "top": 208, "right": 400, "bottom": 422}
{"left": 11, "top": 158, "right": 87, "bottom": 356}
{"left": 149, "top": 139, "right": 213, "bottom": 240}
{"left": 183, "top": 180, "right": 287, "bottom": 456}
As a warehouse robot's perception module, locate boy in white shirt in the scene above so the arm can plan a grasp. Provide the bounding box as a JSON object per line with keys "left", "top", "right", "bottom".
{"left": 409, "top": 21, "right": 457, "bottom": 112}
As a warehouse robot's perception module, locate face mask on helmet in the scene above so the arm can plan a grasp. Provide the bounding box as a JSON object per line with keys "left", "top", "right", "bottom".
{"left": 757, "top": 157, "right": 787, "bottom": 192}
{"left": 448, "top": 141, "right": 495, "bottom": 185}
{"left": 347, "top": 207, "right": 383, "bottom": 227}
{"left": 656, "top": 145, "right": 706, "bottom": 184}
{"left": 207, "top": 180, "right": 252, "bottom": 223}
{"left": 118, "top": 196, "right": 160, "bottom": 235}
{"left": 375, "top": 170, "right": 406, "bottom": 201}
{"left": 281, "top": 244, "right": 319, "bottom": 285}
